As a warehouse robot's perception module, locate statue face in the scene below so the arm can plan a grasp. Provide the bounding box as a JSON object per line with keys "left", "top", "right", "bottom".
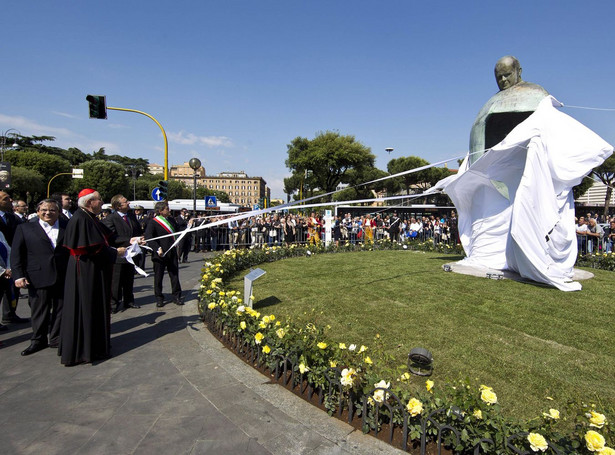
{"left": 495, "top": 59, "right": 521, "bottom": 91}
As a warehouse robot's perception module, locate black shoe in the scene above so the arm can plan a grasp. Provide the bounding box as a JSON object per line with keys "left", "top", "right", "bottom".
{"left": 174, "top": 298, "right": 184, "bottom": 306}
{"left": 21, "top": 342, "right": 48, "bottom": 356}
{"left": 156, "top": 301, "right": 165, "bottom": 308}
{"left": 112, "top": 306, "right": 121, "bottom": 314}
{"left": 0, "top": 324, "right": 7, "bottom": 331}
{"left": 125, "top": 303, "right": 141, "bottom": 309}
{"left": 2, "top": 315, "right": 30, "bottom": 324}
{"left": 49, "top": 343, "right": 58, "bottom": 349}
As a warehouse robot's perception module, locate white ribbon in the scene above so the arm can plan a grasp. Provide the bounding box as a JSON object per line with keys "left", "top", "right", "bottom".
{"left": 124, "top": 242, "right": 150, "bottom": 277}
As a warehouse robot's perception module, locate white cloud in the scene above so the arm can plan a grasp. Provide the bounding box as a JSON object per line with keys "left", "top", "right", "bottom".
{"left": 52, "top": 111, "right": 78, "bottom": 119}
{"left": 168, "top": 130, "right": 233, "bottom": 148}
{"left": 0, "top": 113, "right": 74, "bottom": 138}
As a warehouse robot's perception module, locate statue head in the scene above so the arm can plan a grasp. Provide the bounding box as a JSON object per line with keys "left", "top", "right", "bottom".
{"left": 494, "top": 56, "right": 522, "bottom": 91}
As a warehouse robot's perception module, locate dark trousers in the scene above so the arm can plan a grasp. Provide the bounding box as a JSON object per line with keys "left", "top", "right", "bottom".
{"left": 110, "top": 262, "right": 136, "bottom": 310}
{"left": 152, "top": 255, "right": 181, "bottom": 302}
{"left": 29, "top": 285, "right": 63, "bottom": 345}
{"left": 1, "top": 278, "right": 17, "bottom": 320}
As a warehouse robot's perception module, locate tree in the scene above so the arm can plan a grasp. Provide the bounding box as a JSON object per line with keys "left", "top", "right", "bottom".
{"left": 333, "top": 167, "right": 390, "bottom": 203}
{"left": 591, "top": 155, "right": 615, "bottom": 216}
{"left": 195, "top": 187, "right": 230, "bottom": 203}
{"left": 573, "top": 176, "right": 595, "bottom": 202}
{"left": 387, "top": 156, "right": 432, "bottom": 195}
{"left": 71, "top": 160, "right": 128, "bottom": 201}
{"left": 283, "top": 174, "right": 302, "bottom": 202}
{"left": 285, "top": 131, "right": 376, "bottom": 201}
{"left": 5, "top": 149, "right": 72, "bottom": 194}
{"left": 10, "top": 167, "right": 46, "bottom": 204}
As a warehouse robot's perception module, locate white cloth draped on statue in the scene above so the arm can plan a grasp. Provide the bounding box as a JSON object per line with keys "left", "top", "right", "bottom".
{"left": 429, "top": 96, "right": 613, "bottom": 291}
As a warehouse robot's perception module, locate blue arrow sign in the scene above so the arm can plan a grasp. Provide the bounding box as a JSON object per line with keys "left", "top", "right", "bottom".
{"left": 152, "top": 187, "right": 163, "bottom": 201}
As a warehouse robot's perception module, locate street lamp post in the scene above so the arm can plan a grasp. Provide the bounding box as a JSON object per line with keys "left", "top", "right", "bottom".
{"left": 0, "top": 129, "right": 21, "bottom": 190}
{"left": 126, "top": 165, "right": 141, "bottom": 200}
{"left": 188, "top": 158, "right": 201, "bottom": 219}
{"left": 0, "top": 129, "right": 20, "bottom": 161}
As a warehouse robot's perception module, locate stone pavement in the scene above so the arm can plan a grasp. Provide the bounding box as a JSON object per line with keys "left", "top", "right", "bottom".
{"left": 0, "top": 253, "right": 404, "bottom": 455}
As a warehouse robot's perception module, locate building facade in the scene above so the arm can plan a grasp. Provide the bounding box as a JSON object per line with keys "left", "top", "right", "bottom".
{"left": 148, "top": 164, "right": 267, "bottom": 207}
{"left": 202, "top": 171, "right": 267, "bottom": 207}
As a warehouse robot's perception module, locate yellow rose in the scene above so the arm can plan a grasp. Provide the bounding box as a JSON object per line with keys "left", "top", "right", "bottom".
{"left": 298, "top": 363, "right": 310, "bottom": 374}
{"left": 359, "top": 345, "right": 367, "bottom": 353}
{"left": 269, "top": 314, "right": 275, "bottom": 321}
{"left": 406, "top": 398, "right": 423, "bottom": 417}
{"left": 254, "top": 332, "right": 264, "bottom": 345}
{"left": 542, "top": 408, "right": 560, "bottom": 420}
{"left": 425, "top": 380, "right": 434, "bottom": 393}
{"left": 589, "top": 411, "right": 607, "bottom": 428}
{"left": 240, "top": 321, "right": 246, "bottom": 330}
{"left": 527, "top": 433, "right": 548, "bottom": 452}
{"left": 219, "top": 291, "right": 225, "bottom": 296}
{"left": 262, "top": 345, "right": 271, "bottom": 354}
{"left": 340, "top": 368, "right": 356, "bottom": 387}
{"left": 372, "top": 380, "right": 390, "bottom": 404}
{"left": 339, "top": 343, "right": 347, "bottom": 350}
{"left": 473, "top": 409, "right": 482, "bottom": 420}
{"left": 364, "top": 356, "right": 373, "bottom": 365}
{"left": 276, "top": 328, "right": 286, "bottom": 339}
{"left": 598, "top": 447, "right": 615, "bottom": 455}
{"left": 586, "top": 430, "right": 606, "bottom": 452}
{"left": 329, "top": 360, "right": 337, "bottom": 368}
{"left": 206, "top": 289, "right": 213, "bottom": 295}
{"left": 317, "top": 342, "right": 327, "bottom": 349}
{"left": 262, "top": 315, "right": 270, "bottom": 324}
{"left": 480, "top": 388, "right": 497, "bottom": 405}
{"left": 207, "top": 302, "right": 216, "bottom": 310}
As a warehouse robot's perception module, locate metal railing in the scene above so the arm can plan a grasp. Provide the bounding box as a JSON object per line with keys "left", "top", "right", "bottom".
{"left": 202, "top": 310, "right": 562, "bottom": 454}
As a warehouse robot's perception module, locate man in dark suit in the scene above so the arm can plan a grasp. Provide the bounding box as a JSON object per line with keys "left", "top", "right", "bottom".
{"left": 144, "top": 201, "right": 182, "bottom": 307}
{"left": 11, "top": 199, "right": 69, "bottom": 355}
{"left": 0, "top": 191, "right": 28, "bottom": 325}
{"left": 51, "top": 192, "right": 73, "bottom": 221}
{"left": 102, "top": 194, "right": 144, "bottom": 313}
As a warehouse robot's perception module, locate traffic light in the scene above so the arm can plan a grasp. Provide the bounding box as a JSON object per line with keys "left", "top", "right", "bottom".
{"left": 159, "top": 180, "right": 168, "bottom": 200}
{"left": 86, "top": 94, "right": 107, "bottom": 119}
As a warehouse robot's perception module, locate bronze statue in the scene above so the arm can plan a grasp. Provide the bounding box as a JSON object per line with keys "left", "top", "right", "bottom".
{"left": 469, "top": 56, "right": 549, "bottom": 165}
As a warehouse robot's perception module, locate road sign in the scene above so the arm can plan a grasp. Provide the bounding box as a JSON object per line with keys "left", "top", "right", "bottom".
{"left": 72, "top": 168, "right": 84, "bottom": 179}
{"left": 205, "top": 196, "right": 217, "bottom": 208}
{"left": 152, "top": 187, "right": 163, "bottom": 201}
{"left": 253, "top": 204, "right": 260, "bottom": 211}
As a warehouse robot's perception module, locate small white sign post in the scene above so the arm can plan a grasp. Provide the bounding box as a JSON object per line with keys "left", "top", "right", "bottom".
{"left": 323, "top": 209, "right": 333, "bottom": 246}
{"left": 244, "top": 268, "right": 266, "bottom": 308}
{"left": 72, "top": 168, "right": 84, "bottom": 179}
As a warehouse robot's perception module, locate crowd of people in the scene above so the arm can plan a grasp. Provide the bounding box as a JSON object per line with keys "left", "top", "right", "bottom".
{"left": 179, "top": 210, "right": 460, "bottom": 251}
{"left": 0, "top": 189, "right": 188, "bottom": 367}
{"left": 576, "top": 213, "right": 615, "bottom": 255}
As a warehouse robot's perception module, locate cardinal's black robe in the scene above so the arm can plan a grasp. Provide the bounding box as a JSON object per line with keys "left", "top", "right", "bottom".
{"left": 59, "top": 208, "right": 117, "bottom": 366}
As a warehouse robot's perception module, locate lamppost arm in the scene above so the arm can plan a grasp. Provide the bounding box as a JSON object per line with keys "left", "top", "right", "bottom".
{"left": 107, "top": 106, "right": 169, "bottom": 180}
{"left": 47, "top": 172, "right": 73, "bottom": 198}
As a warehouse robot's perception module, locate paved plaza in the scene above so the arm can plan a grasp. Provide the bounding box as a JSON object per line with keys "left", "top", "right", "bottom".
{"left": 0, "top": 253, "right": 402, "bottom": 455}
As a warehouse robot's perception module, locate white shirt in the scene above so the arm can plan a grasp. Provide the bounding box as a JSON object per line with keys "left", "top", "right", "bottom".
{"left": 63, "top": 209, "right": 72, "bottom": 219}
{"left": 39, "top": 219, "right": 60, "bottom": 248}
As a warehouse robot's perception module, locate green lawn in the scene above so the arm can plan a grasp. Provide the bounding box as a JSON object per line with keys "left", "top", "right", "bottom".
{"left": 227, "top": 250, "right": 615, "bottom": 421}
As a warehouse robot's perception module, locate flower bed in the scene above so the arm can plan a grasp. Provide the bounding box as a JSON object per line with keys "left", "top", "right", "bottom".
{"left": 199, "top": 242, "right": 613, "bottom": 454}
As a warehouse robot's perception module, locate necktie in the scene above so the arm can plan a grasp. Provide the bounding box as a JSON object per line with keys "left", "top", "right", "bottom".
{"left": 123, "top": 214, "right": 129, "bottom": 224}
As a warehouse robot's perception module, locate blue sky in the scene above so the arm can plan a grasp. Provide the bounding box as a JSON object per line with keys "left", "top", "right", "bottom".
{"left": 3, "top": 1, "right": 615, "bottom": 198}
